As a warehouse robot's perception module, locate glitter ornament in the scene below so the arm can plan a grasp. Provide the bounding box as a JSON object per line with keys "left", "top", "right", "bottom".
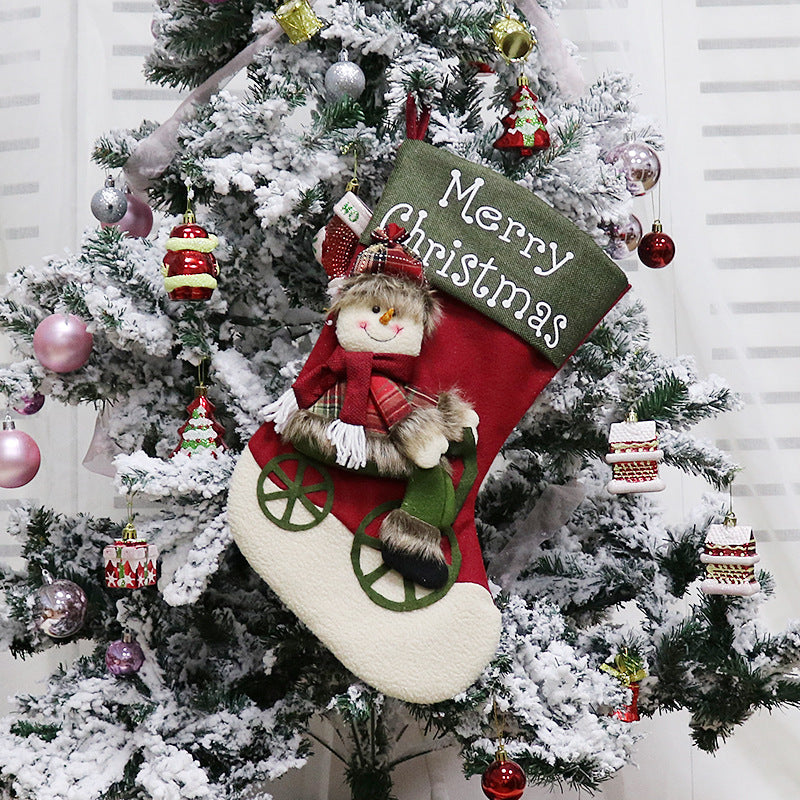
{"left": 605, "top": 142, "right": 661, "bottom": 196}
{"left": 0, "top": 416, "right": 40, "bottom": 488}
{"left": 13, "top": 392, "right": 45, "bottom": 416}
{"left": 638, "top": 220, "right": 675, "bottom": 268}
{"left": 90, "top": 175, "right": 128, "bottom": 224}
{"left": 105, "top": 633, "right": 145, "bottom": 676}
{"left": 603, "top": 214, "right": 642, "bottom": 260}
{"left": 481, "top": 745, "right": 527, "bottom": 800}
{"left": 104, "top": 190, "right": 153, "bottom": 238}
{"left": 275, "top": 0, "right": 324, "bottom": 44}
{"left": 32, "top": 571, "right": 87, "bottom": 639}
{"left": 494, "top": 76, "right": 549, "bottom": 157}
{"left": 173, "top": 385, "right": 226, "bottom": 457}
{"left": 33, "top": 313, "right": 93, "bottom": 373}
{"left": 324, "top": 50, "right": 366, "bottom": 102}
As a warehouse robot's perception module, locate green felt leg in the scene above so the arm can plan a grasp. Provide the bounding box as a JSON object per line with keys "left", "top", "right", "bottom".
{"left": 399, "top": 464, "right": 456, "bottom": 529}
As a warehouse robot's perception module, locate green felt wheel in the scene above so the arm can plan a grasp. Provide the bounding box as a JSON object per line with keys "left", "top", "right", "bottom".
{"left": 350, "top": 501, "right": 461, "bottom": 612}
{"left": 257, "top": 454, "right": 334, "bottom": 531}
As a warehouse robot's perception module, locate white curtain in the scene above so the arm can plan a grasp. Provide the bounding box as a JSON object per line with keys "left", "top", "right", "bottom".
{"left": 1, "top": 1, "right": 799, "bottom": 797}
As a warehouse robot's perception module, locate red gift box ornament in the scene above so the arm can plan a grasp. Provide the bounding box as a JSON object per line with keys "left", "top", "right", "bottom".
{"left": 104, "top": 521, "right": 158, "bottom": 589}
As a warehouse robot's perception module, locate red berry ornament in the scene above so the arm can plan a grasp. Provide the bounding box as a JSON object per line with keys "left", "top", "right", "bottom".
{"left": 637, "top": 220, "right": 675, "bottom": 269}
{"left": 481, "top": 746, "right": 527, "bottom": 800}
{"left": 162, "top": 221, "right": 220, "bottom": 301}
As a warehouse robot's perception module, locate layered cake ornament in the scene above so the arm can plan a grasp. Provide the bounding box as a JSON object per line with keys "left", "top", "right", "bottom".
{"left": 104, "top": 521, "right": 158, "bottom": 589}
{"left": 700, "top": 511, "right": 760, "bottom": 596}
{"left": 605, "top": 411, "right": 665, "bottom": 494}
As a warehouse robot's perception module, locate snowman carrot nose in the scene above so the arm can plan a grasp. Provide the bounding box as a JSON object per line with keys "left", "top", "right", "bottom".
{"left": 379, "top": 308, "right": 395, "bottom": 325}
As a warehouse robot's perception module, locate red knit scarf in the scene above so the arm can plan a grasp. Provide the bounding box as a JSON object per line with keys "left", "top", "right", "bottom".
{"left": 292, "top": 346, "right": 417, "bottom": 426}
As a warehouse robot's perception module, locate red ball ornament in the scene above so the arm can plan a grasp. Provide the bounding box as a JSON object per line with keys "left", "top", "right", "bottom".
{"left": 637, "top": 220, "right": 675, "bottom": 269}
{"left": 481, "top": 747, "right": 527, "bottom": 800}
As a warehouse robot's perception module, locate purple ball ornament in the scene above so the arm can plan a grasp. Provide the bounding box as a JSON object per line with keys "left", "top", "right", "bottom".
{"left": 13, "top": 392, "right": 45, "bottom": 416}
{"left": 103, "top": 191, "right": 153, "bottom": 238}
{"left": 603, "top": 214, "right": 643, "bottom": 260}
{"left": 105, "top": 633, "right": 145, "bottom": 677}
{"left": 32, "top": 570, "right": 87, "bottom": 639}
{"left": 605, "top": 142, "right": 661, "bottom": 196}
{"left": 0, "top": 416, "right": 40, "bottom": 488}
{"left": 33, "top": 313, "right": 93, "bottom": 373}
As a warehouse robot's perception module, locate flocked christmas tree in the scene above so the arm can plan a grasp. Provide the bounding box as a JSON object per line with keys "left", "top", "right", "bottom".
{"left": 2, "top": 1, "right": 800, "bottom": 799}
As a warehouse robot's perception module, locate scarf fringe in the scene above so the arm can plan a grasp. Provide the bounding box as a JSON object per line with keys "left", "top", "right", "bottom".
{"left": 261, "top": 388, "right": 299, "bottom": 434}
{"left": 326, "top": 420, "right": 367, "bottom": 470}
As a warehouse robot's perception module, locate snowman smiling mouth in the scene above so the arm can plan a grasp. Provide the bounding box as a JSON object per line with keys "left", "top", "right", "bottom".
{"left": 360, "top": 322, "right": 401, "bottom": 343}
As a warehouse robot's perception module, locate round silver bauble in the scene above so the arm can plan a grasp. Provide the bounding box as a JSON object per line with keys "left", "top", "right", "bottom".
{"left": 91, "top": 177, "right": 128, "bottom": 224}
{"left": 324, "top": 52, "right": 366, "bottom": 102}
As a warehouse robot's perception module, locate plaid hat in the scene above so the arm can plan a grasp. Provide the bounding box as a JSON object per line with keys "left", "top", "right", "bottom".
{"left": 351, "top": 224, "right": 426, "bottom": 285}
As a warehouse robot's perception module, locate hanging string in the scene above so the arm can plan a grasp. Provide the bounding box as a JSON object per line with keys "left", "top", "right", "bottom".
{"left": 184, "top": 178, "right": 195, "bottom": 225}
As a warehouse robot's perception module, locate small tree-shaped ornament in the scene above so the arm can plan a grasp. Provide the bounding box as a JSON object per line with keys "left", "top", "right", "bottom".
{"left": 173, "top": 385, "right": 226, "bottom": 457}
{"left": 494, "top": 76, "right": 550, "bottom": 156}
{"left": 103, "top": 499, "right": 159, "bottom": 589}
{"left": 601, "top": 649, "right": 647, "bottom": 722}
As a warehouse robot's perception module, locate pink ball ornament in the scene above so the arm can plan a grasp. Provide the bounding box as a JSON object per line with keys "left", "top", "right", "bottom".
{"left": 33, "top": 314, "right": 93, "bottom": 373}
{"left": 103, "top": 191, "right": 153, "bottom": 238}
{"left": 105, "top": 635, "right": 145, "bottom": 676}
{"left": 605, "top": 142, "right": 661, "bottom": 196}
{"left": 13, "top": 392, "right": 45, "bottom": 416}
{"left": 603, "top": 214, "right": 643, "bottom": 260}
{"left": 0, "top": 418, "right": 40, "bottom": 488}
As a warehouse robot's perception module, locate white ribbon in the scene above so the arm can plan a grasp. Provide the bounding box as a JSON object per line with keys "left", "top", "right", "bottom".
{"left": 124, "top": 23, "right": 285, "bottom": 196}
{"left": 515, "top": 0, "right": 586, "bottom": 101}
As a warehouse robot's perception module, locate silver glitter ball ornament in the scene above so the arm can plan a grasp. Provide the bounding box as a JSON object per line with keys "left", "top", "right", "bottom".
{"left": 32, "top": 571, "right": 87, "bottom": 639}
{"left": 324, "top": 51, "right": 365, "bottom": 102}
{"left": 91, "top": 176, "right": 128, "bottom": 224}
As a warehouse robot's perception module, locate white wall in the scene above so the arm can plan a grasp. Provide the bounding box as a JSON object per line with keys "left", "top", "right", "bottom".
{"left": 1, "top": 1, "right": 799, "bottom": 798}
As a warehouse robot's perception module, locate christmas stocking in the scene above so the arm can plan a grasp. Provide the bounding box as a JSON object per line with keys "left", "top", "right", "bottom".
{"left": 228, "top": 141, "right": 629, "bottom": 704}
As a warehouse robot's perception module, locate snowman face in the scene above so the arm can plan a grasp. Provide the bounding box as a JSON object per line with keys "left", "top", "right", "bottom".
{"left": 335, "top": 299, "right": 424, "bottom": 356}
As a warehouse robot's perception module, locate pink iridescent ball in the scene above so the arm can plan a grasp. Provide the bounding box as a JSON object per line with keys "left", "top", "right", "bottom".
{"left": 32, "top": 575, "right": 87, "bottom": 639}
{"left": 105, "top": 637, "right": 145, "bottom": 676}
{"left": 605, "top": 142, "right": 661, "bottom": 196}
{"left": 103, "top": 191, "right": 153, "bottom": 238}
{"left": 604, "top": 214, "right": 643, "bottom": 260}
{"left": 0, "top": 420, "right": 40, "bottom": 488}
{"left": 13, "top": 392, "right": 45, "bottom": 416}
{"left": 33, "top": 314, "right": 93, "bottom": 373}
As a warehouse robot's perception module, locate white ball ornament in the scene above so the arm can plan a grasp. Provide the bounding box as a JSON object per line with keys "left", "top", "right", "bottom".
{"left": 324, "top": 50, "right": 366, "bottom": 102}
{"left": 33, "top": 313, "right": 93, "bottom": 373}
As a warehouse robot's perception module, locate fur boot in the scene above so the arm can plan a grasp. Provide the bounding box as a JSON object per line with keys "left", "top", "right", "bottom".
{"left": 379, "top": 508, "right": 448, "bottom": 590}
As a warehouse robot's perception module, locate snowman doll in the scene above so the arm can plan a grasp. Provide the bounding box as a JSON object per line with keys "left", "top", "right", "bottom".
{"left": 263, "top": 224, "right": 478, "bottom": 589}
